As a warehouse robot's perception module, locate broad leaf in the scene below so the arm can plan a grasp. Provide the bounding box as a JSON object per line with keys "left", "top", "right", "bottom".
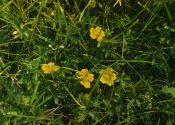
{"left": 161, "top": 85, "right": 175, "bottom": 97}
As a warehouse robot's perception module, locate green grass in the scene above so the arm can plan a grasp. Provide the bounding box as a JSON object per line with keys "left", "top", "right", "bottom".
{"left": 0, "top": 0, "right": 175, "bottom": 124}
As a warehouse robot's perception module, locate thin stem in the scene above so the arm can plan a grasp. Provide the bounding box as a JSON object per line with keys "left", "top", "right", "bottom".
{"left": 30, "top": 73, "right": 39, "bottom": 105}
{"left": 60, "top": 67, "right": 78, "bottom": 72}
{"left": 63, "top": 84, "right": 84, "bottom": 108}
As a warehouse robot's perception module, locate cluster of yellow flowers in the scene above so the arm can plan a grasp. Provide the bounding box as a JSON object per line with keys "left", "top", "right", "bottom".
{"left": 41, "top": 26, "right": 116, "bottom": 88}
{"left": 41, "top": 62, "right": 117, "bottom": 89}
{"left": 75, "top": 67, "right": 117, "bottom": 88}
{"left": 90, "top": 26, "right": 105, "bottom": 42}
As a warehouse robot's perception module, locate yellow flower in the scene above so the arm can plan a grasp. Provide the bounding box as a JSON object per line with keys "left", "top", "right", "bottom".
{"left": 41, "top": 62, "right": 59, "bottom": 74}
{"left": 90, "top": 26, "right": 105, "bottom": 42}
{"left": 99, "top": 67, "right": 117, "bottom": 86}
{"left": 76, "top": 69, "right": 94, "bottom": 88}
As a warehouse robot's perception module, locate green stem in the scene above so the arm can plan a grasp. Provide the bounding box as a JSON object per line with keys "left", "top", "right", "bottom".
{"left": 89, "top": 76, "right": 100, "bottom": 96}
{"left": 122, "top": 58, "right": 152, "bottom": 90}
{"left": 60, "top": 67, "right": 78, "bottom": 72}
{"left": 78, "top": 0, "right": 92, "bottom": 22}
{"left": 30, "top": 73, "right": 39, "bottom": 105}
{"left": 63, "top": 84, "right": 84, "bottom": 108}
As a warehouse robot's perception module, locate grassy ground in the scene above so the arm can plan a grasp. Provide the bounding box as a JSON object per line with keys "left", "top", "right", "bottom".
{"left": 0, "top": 0, "right": 175, "bottom": 124}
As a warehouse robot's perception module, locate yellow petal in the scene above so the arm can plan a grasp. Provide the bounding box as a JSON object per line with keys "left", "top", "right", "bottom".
{"left": 53, "top": 66, "right": 60, "bottom": 71}
{"left": 97, "top": 36, "right": 103, "bottom": 42}
{"left": 90, "top": 33, "right": 97, "bottom": 39}
{"left": 41, "top": 64, "right": 50, "bottom": 73}
{"left": 90, "top": 28, "right": 95, "bottom": 34}
{"left": 100, "top": 74, "right": 109, "bottom": 84}
{"left": 87, "top": 74, "right": 94, "bottom": 82}
{"left": 76, "top": 69, "right": 89, "bottom": 80}
{"left": 95, "top": 26, "right": 102, "bottom": 33}
{"left": 111, "top": 73, "right": 117, "bottom": 81}
{"left": 97, "top": 31, "right": 105, "bottom": 42}
{"left": 81, "top": 69, "right": 88, "bottom": 73}
{"left": 48, "top": 62, "right": 58, "bottom": 72}
{"left": 99, "top": 31, "right": 105, "bottom": 37}
{"left": 81, "top": 80, "right": 91, "bottom": 88}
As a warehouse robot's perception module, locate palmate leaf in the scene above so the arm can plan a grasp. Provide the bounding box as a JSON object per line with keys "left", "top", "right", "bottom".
{"left": 161, "top": 85, "right": 175, "bottom": 97}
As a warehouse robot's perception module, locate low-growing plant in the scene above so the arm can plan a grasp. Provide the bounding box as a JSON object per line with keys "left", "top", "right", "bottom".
{"left": 0, "top": 0, "right": 175, "bottom": 124}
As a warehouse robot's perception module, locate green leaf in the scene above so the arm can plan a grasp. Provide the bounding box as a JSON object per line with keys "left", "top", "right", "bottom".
{"left": 161, "top": 85, "right": 175, "bottom": 97}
